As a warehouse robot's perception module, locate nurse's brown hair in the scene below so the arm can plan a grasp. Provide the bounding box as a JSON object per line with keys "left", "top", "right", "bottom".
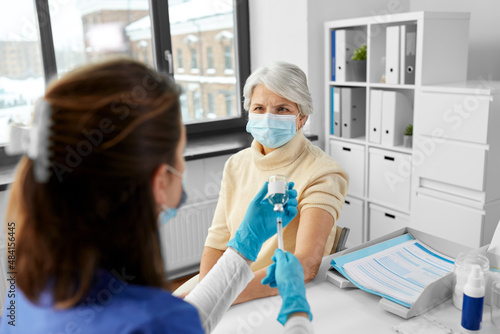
{"left": 14, "top": 58, "right": 181, "bottom": 308}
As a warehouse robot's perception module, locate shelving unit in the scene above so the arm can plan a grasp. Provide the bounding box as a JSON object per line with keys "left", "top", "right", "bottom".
{"left": 324, "top": 12, "right": 472, "bottom": 248}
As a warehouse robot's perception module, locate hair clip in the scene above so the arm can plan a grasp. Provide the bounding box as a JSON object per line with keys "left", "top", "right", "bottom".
{"left": 5, "top": 98, "right": 52, "bottom": 183}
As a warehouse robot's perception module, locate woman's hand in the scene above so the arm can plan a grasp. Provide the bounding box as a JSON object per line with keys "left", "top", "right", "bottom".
{"left": 262, "top": 249, "right": 312, "bottom": 325}
{"left": 226, "top": 182, "right": 298, "bottom": 261}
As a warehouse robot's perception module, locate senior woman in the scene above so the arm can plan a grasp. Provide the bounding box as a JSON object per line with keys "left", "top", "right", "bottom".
{"left": 197, "top": 61, "right": 349, "bottom": 304}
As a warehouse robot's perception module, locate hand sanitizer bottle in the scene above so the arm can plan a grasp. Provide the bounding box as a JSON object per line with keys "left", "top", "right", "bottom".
{"left": 461, "top": 264, "right": 485, "bottom": 331}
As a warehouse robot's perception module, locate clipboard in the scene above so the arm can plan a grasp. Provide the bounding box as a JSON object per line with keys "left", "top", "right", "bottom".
{"left": 326, "top": 227, "right": 472, "bottom": 319}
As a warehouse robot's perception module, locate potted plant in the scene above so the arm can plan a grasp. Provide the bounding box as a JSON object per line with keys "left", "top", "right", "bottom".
{"left": 351, "top": 43, "right": 367, "bottom": 81}
{"left": 404, "top": 124, "right": 413, "bottom": 148}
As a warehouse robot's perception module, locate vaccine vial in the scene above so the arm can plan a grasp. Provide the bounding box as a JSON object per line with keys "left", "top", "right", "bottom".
{"left": 268, "top": 175, "right": 288, "bottom": 212}
{"left": 268, "top": 175, "right": 288, "bottom": 251}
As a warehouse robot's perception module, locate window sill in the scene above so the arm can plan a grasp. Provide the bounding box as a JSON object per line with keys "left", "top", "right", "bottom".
{"left": 184, "top": 130, "right": 318, "bottom": 161}
{"left": 0, "top": 146, "right": 21, "bottom": 190}
{"left": 0, "top": 133, "right": 319, "bottom": 188}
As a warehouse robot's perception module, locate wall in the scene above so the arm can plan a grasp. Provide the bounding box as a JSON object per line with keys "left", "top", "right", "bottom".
{"left": 248, "top": 0, "right": 309, "bottom": 72}
{"left": 249, "top": 0, "right": 500, "bottom": 149}
{"left": 409, "top": 0, "right": 500, "bottom": 82}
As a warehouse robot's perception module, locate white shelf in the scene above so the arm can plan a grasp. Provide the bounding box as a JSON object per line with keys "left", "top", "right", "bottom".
{"left": 420, "top": 80, "right": 500, "bottom": 95}
{"left": 328, "top": 135, "right": 366, "bottom": 145}
{"left": 369, "top": 83, "right": 416, "bottom": 90}
{"left": 329, "top": 81, "right": 367, "bottom": 87}
{"left": 367, "top": 142, "right": 413, "bottom": 155}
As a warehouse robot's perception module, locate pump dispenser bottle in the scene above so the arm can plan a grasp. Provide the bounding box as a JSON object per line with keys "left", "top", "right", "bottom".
{"left": 461, "top": 264, "right": 485, "bottom": 331}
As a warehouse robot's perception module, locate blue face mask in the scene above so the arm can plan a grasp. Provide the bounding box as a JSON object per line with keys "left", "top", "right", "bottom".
{"left": 246, "top": 113, "right": 298, "bottom": 149}
{"left": 159, "top": 187, "right": 187, "bottom": 225}
{"left": 158, "top": 165, "right": 188, "bottom": 225}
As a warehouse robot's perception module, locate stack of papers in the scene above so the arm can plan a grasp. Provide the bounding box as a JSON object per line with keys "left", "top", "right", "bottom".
{"left": 331, "top": 234, "right": 455, "bottom": 308}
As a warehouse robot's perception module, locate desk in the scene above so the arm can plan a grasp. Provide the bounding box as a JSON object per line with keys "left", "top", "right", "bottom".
{"left": 212, "top": 254, "right": 498, "bottom": 333}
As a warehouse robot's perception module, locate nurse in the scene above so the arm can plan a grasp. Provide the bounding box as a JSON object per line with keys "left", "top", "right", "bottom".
{"left": 199, "top": 61, "right": 349, "bottom": 304}
{"left": 1, "top": 59, "right": 312, "bottom": 333}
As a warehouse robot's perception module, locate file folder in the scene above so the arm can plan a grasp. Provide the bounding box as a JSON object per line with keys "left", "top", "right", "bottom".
{"left": 327, "top": 227, "right": 472, "bottom": 319}
{"left": 369, "top": 89, "right": 383, "bottom": 144}
{"left": 331, "top": 30, "right": 336, "bottom": 81}
{"left": 341, "top": 87, "right": 366, "bottom": 138}
{"left": 400, "top": 24, "right": 417, "bottom": 84}
{"left": 330, "top": 86, "right": 334, "bottom": 135}
{"left": 335, "top": 29, "right": 356, "bottom": 82}
{"left": 385, "top": 26, "right": 400, "bottom": 84}
{"left": 381, "top": 90, "right": 412, "bottom": 146}
{"left": 333, "top": 87, "right": 342, "bottom": 136}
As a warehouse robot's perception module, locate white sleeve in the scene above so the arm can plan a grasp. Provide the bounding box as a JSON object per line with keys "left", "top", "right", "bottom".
{"left": 284, "top": 316, "right": 314, "bottom": 334}
{"left": 184, "top": 248, "right": 254, "bottom": 333}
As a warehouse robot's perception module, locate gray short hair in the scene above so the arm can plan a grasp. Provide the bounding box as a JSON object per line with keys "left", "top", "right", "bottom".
{"left": 243, "top": 61, "right": 313, "bottom": 116}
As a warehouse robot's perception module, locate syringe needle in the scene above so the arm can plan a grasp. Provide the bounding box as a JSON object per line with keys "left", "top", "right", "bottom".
{"left": 277, "top": 213, "right": 284, "bottom": 251}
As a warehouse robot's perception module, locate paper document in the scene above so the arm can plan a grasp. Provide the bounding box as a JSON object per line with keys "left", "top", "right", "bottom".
{"left": 331, "top": 234, "right": 454, "bottom": 307}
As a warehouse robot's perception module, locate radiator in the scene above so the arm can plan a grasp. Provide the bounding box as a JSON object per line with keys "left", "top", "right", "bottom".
{"left": 159, "top": 198, "right": 217, "bottom": 280}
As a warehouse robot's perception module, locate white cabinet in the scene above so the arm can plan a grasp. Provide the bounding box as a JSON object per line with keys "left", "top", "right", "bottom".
{"left": 337, "top": 196, "right": 364, "bottom": 247}
{"left": 368, "top": 148, "right": 412, "bottom": 212}
{"left": 329, "top": 140, "right": 364, "bottom": 197}
{"left": 369, "top": 203, "right": 410, "bottom": 240}
{"left": 414, "top": 138, "right": 487, "bottom": 193}
{"left": 415, "top": 91, "right": 492, "bottom": 144}
{"left": 411, "top": 81, "right": 500, "bottom": 247}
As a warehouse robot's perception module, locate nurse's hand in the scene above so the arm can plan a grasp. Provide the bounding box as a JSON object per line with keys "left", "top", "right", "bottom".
{"left": 227, "top": 182, "right": 298, "bottom": 262}
{"left": 261, "top": 249, "right": 312, "bottom": 325}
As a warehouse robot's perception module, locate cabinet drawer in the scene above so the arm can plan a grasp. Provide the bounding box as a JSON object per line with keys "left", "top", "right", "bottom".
{"left": 368, "top": 147, "right": 412, "bottom": 212}
{"left": 412, "top": 192, "right": 484, "bottom": 248}
{"left": 415, "top": 91, "right": 491, "bottom": 144}
{"left": 337, "top": 196, "right": 364, "bottom": 247}
{"left": 369, "top": 203, "right": 409, "bottom": 240}
{"left": 414, "top": 137, "right": 486, "bottom": 192}
{"left": 329, "top": 140, "right": 365, "bottom": 197}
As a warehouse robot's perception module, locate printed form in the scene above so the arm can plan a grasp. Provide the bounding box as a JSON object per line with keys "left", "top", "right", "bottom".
{"left": 331, "top": 234, "right": 455, "bottom": 307}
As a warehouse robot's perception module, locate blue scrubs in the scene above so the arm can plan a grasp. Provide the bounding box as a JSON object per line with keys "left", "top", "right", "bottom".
{"left": 0, "top": 271, "right": 204, "bottom": 333}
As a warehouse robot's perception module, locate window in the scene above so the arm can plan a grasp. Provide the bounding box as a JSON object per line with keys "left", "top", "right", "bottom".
{"left": 225, "top": 93, "right": 233, "bottom": 116}
{"left": 49, "top": 0, "right": 153, "bottom": 76}
{"left": 18, "top": 0, "right": 249, "bottom": 139}
{"left": 177, "top": 48, "right": 183, "bottom": 69}
{"left": 163, "top": 0, "right": 250, "bottom": 131}
{"left": 193, "top": 91, "right": 202, "bottom": 119}
{"left": 206, "top": 47, "right": 214, "bottom": 70}
{"left": 208, "top": 93, "right": 215, "bottom": 117}
{"left": 0, "top": 1, "right": 44, "bottom": 145}
{"left": 224, "top": 45, "right": 233, "bottom": 70}
{"left": 190, "top": 48, "right": 198, "bottom": 70}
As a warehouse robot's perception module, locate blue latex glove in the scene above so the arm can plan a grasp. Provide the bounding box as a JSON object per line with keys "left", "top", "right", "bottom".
{"left": 261, "top": 248, "right": 312, "bottom": 325}
{"left": 227, "top": 182, "right": 298, "bottom": 262}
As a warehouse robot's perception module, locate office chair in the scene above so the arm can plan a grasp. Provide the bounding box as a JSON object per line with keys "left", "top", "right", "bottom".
{"left": 331, "top": 225, "right": 350, "bottom": 254}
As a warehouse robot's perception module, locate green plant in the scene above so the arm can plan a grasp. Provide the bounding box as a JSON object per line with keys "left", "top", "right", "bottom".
{"left": 352, "top": 44, "right": 367, "bottom": 61}
{"left": 404, "top": 124, "right": 413, "bottom": 136}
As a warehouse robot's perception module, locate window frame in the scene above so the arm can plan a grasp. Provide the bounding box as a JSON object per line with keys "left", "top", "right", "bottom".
{"left": 149, "top": 0, "right": 250, "bottom": 136}
{"left": 34, "top": 0, "right": 250, "bottom": 138}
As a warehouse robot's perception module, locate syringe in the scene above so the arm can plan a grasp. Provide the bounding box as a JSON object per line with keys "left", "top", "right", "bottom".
{"left": 275, "top": 205, "right": 284, "bottom": 250}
